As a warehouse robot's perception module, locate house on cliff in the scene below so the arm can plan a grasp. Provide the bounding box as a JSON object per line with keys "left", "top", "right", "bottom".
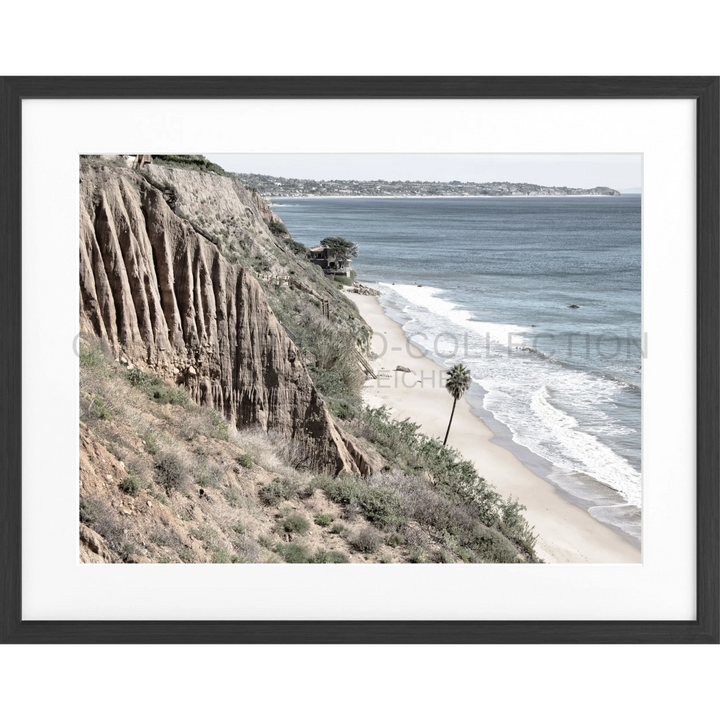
{"left": 307, "top": 246, "right": 351, "bottom": 277}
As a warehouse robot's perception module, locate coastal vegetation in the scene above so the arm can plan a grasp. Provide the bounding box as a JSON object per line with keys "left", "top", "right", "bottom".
{"left": 152, "top": 154, "right": 228, "bottom": 175}
{"left": 79, "top": 335, "right": 536, "bottom": 562}
{"left": 320, "top": 236, "right": 358, "bottom": 262}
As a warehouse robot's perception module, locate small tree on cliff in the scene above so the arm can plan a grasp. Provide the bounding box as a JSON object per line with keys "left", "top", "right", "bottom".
{"left": 443, "top": 363, "right": 472, "bottom": 446}
{"left": 321, "top": 236, "right": 358, "bottom": 263}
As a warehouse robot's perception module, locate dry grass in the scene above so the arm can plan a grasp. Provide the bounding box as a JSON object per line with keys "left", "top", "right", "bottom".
{"left": 351, "top": 526, "right": 383, "bottom": 554}
{"left": 79, "top": 335, "right": 532, "bottom": 565}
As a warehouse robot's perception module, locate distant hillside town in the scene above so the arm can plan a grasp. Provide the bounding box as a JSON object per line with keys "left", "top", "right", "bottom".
{"left": 235, "top": 173, "right": 621, "bottom": 198}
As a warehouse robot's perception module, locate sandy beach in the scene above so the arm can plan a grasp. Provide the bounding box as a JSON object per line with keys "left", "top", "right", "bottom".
{"left": 349, "top": 291, "right": 641, "bottom": 564}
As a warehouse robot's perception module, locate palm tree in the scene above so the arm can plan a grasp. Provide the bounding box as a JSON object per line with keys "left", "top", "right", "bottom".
{"left": 443, "top": 363, "right": 472, "bottom": 446}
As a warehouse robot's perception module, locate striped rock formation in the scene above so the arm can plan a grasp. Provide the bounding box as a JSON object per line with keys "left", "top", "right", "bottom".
{"left": 79, "top": 165, "right": 365, "bottom": 475}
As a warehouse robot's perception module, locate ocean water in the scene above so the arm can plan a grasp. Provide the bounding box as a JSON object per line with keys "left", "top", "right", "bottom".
{"left": 273, "top": 196, "right": 642, "bottom": 544}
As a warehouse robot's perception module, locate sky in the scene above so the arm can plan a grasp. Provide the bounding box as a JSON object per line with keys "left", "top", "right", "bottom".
{"left": 205, "top": 153, "right": 642, "bottom": 191}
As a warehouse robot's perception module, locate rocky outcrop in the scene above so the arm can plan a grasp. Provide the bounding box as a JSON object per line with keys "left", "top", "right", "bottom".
{"left": 348, "top": 282, "right": 381, "bottom": 296}
{"left": 79, "top": 165, "right": 362, "bottom": 475}
{"left": 335, "top": 427, "right": 385, "bottom": 477}
{"left": 80, "top": 524, "right": 119, "bottom": 563}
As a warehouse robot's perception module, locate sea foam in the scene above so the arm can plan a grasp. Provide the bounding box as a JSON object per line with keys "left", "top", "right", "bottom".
{"left": 377, "top": 283, "right": 530, "bottom": 348}
{"left": 376, "top": 282, "right": 642, "bottom": 509}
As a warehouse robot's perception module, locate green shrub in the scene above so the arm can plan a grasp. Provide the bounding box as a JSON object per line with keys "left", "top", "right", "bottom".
{"left": 192, "top": 522, "right": 219, "bottom": 546}
{"left": 79, "top": 497, "right": 101, "bottom": 526}
{"left": 326, "top": 398, "right": 358, "bottom": 420}
{"left": 351, "top": 527, "right": 383, "bottom": 554}
{"left": 284, "top": 237, "right": 308, "bottom": 255}
{"left": 126, "top": 367, "right": 151, "bottom": 387}
{"left": 408, "top": 547, "right": 427, "bottom": 563}
{"left": 231, "top": 522, "right": 245, "bottom": 535}
{"left": 258, "top": 477, "right": 298, "bottom": 506}
{"left": 80, "top": 345, "right": 106, "bottom": 369}
{"left": 225, "top": 249, "right": 244, "bottom": 265}
{"left": 456, "top": 547, "right": 473, "bottom": 563}
{"left": 205, "top": 410, "right": 229, "bottom": 440}
{"left": 275, "top": 542, "right": 311, "bottom": 563}
{"left": 236, "top": 453, "right": 253, "bottom": 469}
{"left": 466, "top": 524, "right": 519, "bottom": 564}
{"left": 141, "top": 431, "right": 160, "bottom": 455}
{"left": 126, "top": 367, "right": 192, "bottom": 408}
{"left": 281, "top": 512, "right": 310, "bottom": 535}
{"left": 499, "top": 497, "right": 537, "bottom": 557}
{"left": 319, "top": 475, "right": 405, "bottom": 530}
{"left": 118, "top": 475, "right": 142, "bottom": 497}
{"left": 258, "top": 535, "right": 275, "bottom": 550}
{"left": 436, "top": 548, "right": 455, "bottom": 564}
{"left": 193, "top": 460, "right": 221, "bottom": 488}
{"left": 178, "top": 546, "right": 194, "bottom": 563}
{"left": 312, "top": 549, "right": 349, "bottom": 563}
{"left": 212, "top": 548, "right": 233, "bottom": 564}
{"left": 89, "top": 396, "right": 111, "bottom": 420}
{"left": 268, "top": 219, "right": 289, "bottom": 236}
{"left": 148, "top": 489, "right": 167, "bottom": 505}
{"left": 310, "top": 367, "right": 353, "bottom": 401}
{"left": 107, "top": 444, "right": 125, "bottom": 461}
{"left": 154, "top": 451, "right": 188, "bottom": 493}
{"left": 333, "top": 275, "right": 353, "bottom": 287}
{"left": 318, "top": 476, "right": 356, "bottom": 508}
{"left": 298, "top": 483, "right": 316, "bottom": 500}
{"left": 314, "top": 513, "right": 334, "bottom": 527}
{"left": 150, "top": 385, "right": 191, "bottom": 408}
{"left": 149, "top": 527, "right": 182, "bottom": 548}
{"left": 224, "top": 487, "right": 243, "bottom": 508}
{"left": 122, "top": 543, "right": 137, "bottom": 560}
{"left": 359, "top": 487, "right": 405, "bottom": 529}
{"left": 329, "top": 523, "right": 346, "bottom": 535}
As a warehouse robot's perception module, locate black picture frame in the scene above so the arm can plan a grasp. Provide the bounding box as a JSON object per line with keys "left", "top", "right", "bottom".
{"left": 1, "top": 76, "right": 717, "bottom": 644}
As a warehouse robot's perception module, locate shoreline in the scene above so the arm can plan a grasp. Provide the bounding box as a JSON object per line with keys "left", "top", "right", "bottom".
{"left": 348, "top": 290, "right": 641, "bottom": 564}
{"left": 269, "top": 194, "right": 621, "bottom": 201}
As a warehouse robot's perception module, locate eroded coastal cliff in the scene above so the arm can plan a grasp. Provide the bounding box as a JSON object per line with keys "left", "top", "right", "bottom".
{"left": 80, "top": 163, "right": 363, "bottom": 475}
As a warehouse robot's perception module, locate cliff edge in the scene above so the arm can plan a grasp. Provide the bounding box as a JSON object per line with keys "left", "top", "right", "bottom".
{"left": 79, "top": 163, "right": 362, "bottom": 475}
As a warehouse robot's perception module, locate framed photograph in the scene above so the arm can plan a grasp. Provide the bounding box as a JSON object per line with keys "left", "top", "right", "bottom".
{"left": 1, "top": 77, "right": 717, "bottom": 643}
